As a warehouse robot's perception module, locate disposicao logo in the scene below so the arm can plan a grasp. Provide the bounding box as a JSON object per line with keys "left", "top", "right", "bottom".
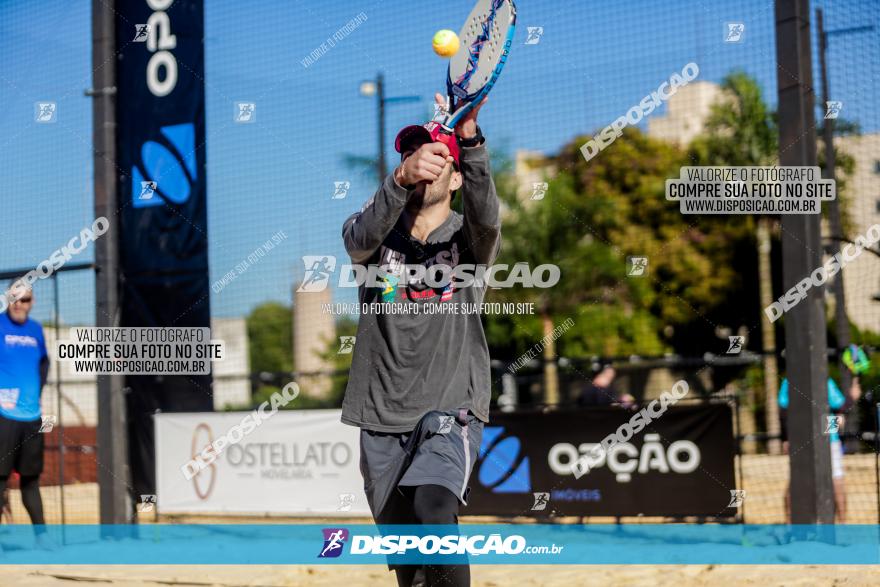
{"left": 318, "top": 528, "right": 349, "bottom": 558}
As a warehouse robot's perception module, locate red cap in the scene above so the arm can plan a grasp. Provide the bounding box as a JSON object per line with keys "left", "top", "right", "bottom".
{"left": 394, "top": 122, "right": 460, "bottom": 167}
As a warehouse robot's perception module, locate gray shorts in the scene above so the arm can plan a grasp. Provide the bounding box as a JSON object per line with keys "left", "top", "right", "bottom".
{"left": 359, "top": 409, "right": 483, "bottom": 525}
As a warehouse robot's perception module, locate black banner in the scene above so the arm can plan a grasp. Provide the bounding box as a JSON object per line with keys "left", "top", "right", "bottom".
{"left": 115, "top": 0, "right": 212, "bottom": 496}
{"left": 465, "top": 403, "right": 736, "bottom": 517}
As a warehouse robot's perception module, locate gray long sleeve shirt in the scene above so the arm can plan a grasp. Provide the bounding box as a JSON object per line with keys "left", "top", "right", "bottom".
{"left": 340, "top": 143, "right": 501, "bottom": 432}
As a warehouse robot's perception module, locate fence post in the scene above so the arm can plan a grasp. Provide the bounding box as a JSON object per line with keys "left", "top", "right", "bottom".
{"left": 732, "top": 394, "right": 746, "bottom": 523}
{"left": 775, "top": 0, "right": 834, "bottom": 524}
{"left": 52, "top": 274, "right": 66, "bottom": 536}
{"left": 875, "top": 403, "right": 879, "bottom": 525}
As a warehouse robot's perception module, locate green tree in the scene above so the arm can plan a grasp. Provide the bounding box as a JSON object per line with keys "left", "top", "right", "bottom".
{"left": 488, "top": 157, "right": 660, "bottom": 402}
{"left": 309, "top": 316, "right": 358, "bottom": 408}
{"left": 688, "top": 71, "right": 856, "bottom": 453}
{"left": 688, "top": 71, "right": 780, "bottom": 451}
{"left": 246, "top": 302, "right": 293, "bottom": 374}
{"left": 556, "top": 129, "right": 754, "bottom": 356}
{"left": 490, "top": 127, "right": 754, "bottom": 402}
{"left": 689, "top": 71, "right": 777, "bottom": 167}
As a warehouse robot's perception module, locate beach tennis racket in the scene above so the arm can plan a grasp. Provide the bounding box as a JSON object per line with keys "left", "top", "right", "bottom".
{"left": 433, "top": 0, "right": 516, "bottom": 131}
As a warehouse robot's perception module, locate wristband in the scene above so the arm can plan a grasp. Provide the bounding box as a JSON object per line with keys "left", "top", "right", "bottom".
{"left": 458, "top": 125, "right": 484, "bottom": 148}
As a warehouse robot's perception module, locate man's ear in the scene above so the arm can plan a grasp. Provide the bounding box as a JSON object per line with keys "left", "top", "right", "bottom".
{"left": 449, "top": 168, "right": 463, "bottom": 192}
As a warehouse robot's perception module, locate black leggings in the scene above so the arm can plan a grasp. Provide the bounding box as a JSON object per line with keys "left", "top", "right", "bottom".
{"left": 0, "top": 474, "right": 46, "bottom": 533}
{"left": 394, "top": 484, "right": 470, "bottom": 587}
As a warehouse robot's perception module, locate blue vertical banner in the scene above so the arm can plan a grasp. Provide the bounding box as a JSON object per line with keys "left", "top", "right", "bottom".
{"left": 115, "top": 0, "right": 213, "bottom": 498}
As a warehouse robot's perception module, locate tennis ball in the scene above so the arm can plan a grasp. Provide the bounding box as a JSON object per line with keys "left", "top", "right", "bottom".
{"left": 433, "top": 29, "right": 460, "bottom": 58}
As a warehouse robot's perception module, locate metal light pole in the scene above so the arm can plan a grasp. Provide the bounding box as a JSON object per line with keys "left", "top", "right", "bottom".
{"left": 816, "top": 9, "right": 875, "bottom": 451}
{"left": 360, "top": 73, "right": 420, "bottom": 181}
{"left": 817, "top": 8, "right": 850, "bottom": 399}
{"left": 377, "top": 73, "right": 386, "bottom": 180}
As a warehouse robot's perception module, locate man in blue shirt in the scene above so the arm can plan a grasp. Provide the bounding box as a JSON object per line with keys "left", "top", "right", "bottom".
{"left": 0, "top": 280, "right": 50, "bottom": 543}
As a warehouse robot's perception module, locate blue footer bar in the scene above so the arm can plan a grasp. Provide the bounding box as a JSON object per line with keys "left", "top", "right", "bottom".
{"left": 0, "top": 524, "right": 878, "bottom": 564}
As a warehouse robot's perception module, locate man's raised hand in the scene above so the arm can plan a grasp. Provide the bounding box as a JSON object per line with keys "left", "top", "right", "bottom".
{"left": 395, "top": 142, "right": 454, "bottom": 187}
{"left": 437, "top": 91, "right": 487, "bottom": 140}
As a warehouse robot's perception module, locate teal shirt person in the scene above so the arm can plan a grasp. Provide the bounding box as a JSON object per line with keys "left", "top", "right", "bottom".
{"left": 778, "top": 378, "right": 846, "bottom": 442}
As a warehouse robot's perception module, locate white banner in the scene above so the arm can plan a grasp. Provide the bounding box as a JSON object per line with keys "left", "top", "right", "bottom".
{"left": 155, "top": 410, "right": 369, "bottom": 516}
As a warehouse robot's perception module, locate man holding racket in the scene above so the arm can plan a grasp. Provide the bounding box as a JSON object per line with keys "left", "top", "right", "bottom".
{"left": 341, "top": 93, "right": 499, "bottom": 587}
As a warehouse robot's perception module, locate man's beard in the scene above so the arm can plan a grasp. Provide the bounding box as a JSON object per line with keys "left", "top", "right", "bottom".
{"left": 412, "top": 171, "right": 452, "bottom": 209}
{"left": 421, "top": 182, "right": 450, "bottom": 207}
